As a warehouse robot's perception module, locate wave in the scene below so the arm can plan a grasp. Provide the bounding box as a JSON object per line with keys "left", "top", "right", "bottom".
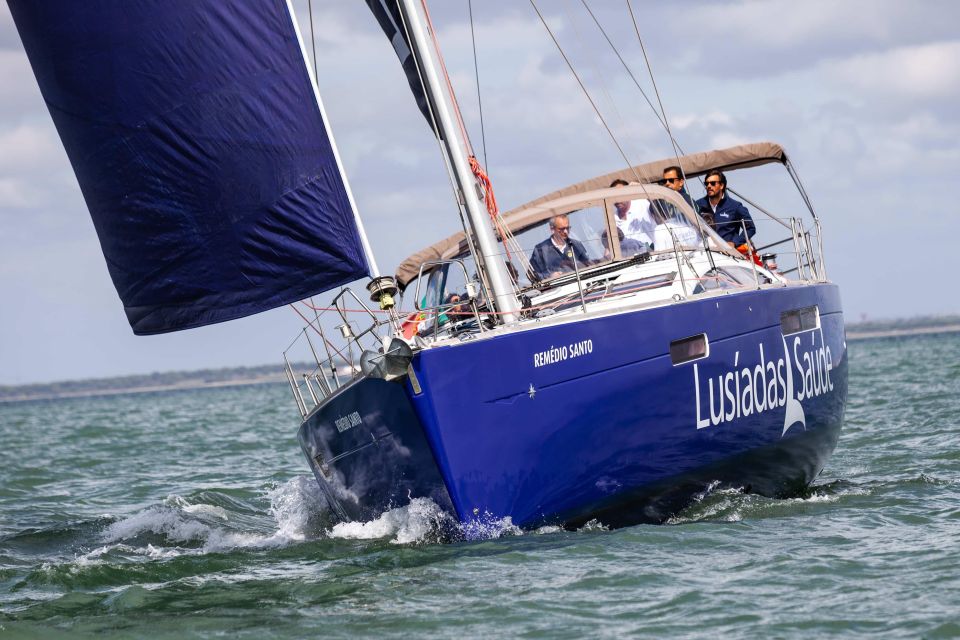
{"left": 92, "top": 476, "right": 531, "bottom": 555}
{"left": 21, "top": 471, "right": 884, "bottom": 566}
{"left": 665, "top": 478, "right": 874, "bottom": 524}
{"left": 95, "top": 476, "right": 330, "bottom": 558}
{"left": 328, "top": 497, "right": 460, "bottom": 544}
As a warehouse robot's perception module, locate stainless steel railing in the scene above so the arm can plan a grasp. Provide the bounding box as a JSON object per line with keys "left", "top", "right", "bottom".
{"left": 282, "top": 288, "right": 396, "bottom": 419}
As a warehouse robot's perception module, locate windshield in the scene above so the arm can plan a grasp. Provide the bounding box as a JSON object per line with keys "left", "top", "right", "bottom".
{"left": 510, "top": 204, "right": 609, "bottom": 286}
{"left": 405, "top": 187, "right": 719, "bottom": 305}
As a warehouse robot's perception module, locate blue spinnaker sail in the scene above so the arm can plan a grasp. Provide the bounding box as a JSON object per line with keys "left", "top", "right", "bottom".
{"left": 8, "top": 0, "right": 370, "bottom": 335}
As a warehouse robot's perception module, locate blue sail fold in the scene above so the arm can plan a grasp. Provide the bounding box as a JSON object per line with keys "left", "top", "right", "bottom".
{"left": 8, "top": 0, "right": 370, "bottom": 334}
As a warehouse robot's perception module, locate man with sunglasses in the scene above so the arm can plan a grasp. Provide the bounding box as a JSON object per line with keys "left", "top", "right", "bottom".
{"left": 695, "top": 170, "right": 755, "bottom": 247}
{"left": 651, "top": 165, "right": 699, "bottom": 230}
{"left": 529, "top": 213, "right": 592, "bottom": 281}
{"left": 659, "top": 165, "right": 697, "bottom": 212}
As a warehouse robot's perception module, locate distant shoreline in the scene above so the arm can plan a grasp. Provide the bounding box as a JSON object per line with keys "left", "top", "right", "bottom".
{"left": 0, "top": 374, "right": 286, "bottom": 404}
{"left": 846, "top": 323, "right": 960, "bottom": 341}
{"left": 4, "top": 316, "right": 959, "bottom": 404}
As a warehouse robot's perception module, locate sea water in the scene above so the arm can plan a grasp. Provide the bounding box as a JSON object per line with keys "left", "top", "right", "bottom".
{"left": 1, "top": 333, "right": 959, "bottom": 638}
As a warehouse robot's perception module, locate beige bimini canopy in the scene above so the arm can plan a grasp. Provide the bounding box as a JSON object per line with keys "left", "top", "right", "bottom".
{"left": 395, "top": 141, "right": 788, "bottom": 289}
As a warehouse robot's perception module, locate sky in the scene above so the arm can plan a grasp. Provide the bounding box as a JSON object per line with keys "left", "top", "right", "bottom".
{"left": 1, "top": 0, "right": 958, "bottom": 385}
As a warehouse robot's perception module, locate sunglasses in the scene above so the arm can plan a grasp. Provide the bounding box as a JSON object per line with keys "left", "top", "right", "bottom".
{"left": 659, "top": 177, "right": 682, "bottom": 185}
{"left": 704, "top": 180, "right": 722, "bottom": 187}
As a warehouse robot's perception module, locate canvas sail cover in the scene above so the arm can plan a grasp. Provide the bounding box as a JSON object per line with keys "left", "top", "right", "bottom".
{"left": 8, "top": 0, "right": 370, "bottom": 335}
{"left": 394, "top": 142, "right": 789, "bottom": 288}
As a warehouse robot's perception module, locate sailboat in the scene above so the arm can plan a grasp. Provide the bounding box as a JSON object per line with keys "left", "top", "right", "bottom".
{"left": 9, "top": 0, "right": 847, "bottom": 530}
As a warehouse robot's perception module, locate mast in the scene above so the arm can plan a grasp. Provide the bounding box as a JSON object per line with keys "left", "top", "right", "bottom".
{"left": 397, "top": 0, "right": 520, "bottom": 324}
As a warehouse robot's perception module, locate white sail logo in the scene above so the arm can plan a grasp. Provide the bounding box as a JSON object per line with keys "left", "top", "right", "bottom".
{"left": 693, "top": 327, "right": 834, "bottom": 436}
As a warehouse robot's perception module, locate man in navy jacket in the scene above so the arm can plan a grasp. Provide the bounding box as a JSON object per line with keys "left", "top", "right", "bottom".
{"left": 695, "top": 170, "right": 756, "bottom": 246}
{"left": 660, "top": 165, "right": 698, "bottom": 212}
{"left": 529, "top": 214, "right": 592, "bottom": 281}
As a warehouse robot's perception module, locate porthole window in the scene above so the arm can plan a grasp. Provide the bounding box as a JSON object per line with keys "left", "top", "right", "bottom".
{"left": 670, "top": 333, "right": 709, "bottom": 365}
{"left": 781, "top": 305, "right": 820, "bottom": 335}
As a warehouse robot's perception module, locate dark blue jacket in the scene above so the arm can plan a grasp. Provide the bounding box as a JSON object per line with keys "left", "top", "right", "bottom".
{"left": 677, "top": 186, "right": 697, "bottom": 212}
{"left": 529, "top": 237, "right": 591, "bottom": 280}
{"left": 652, "top": 187, "right": 697, "bottom": 224}
{"left": 695, "top": 193, "right": 755, "bottom": 245}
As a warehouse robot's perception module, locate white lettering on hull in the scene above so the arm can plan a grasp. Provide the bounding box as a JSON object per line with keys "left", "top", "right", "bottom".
{"left": 533, "top": 339, "right": 593, "bottom": 368}
{"left": 334, "top": 411, "right": 363, "bottom": 433}
{"left": 694, "top": 328, "right": 834, "bottom": 435}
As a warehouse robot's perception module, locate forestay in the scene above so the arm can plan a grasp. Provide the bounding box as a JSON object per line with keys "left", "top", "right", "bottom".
{"left": 8, "top": 0, "right": 370, "bottom": 334}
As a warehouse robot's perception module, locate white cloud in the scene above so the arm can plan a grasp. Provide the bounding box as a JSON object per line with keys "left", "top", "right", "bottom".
{"left": 0, "top": 122, "right": 63, "bottom": 171}
{"left": 0, "top": 176, "right": 38, "bottom": 208}
{"left": 0, "top": 2, "right": 20, "bottom": 49}
{"left": 692, "top": 0, "right": 897, "bottom": 49}
{"left": 0, "top": 120, "right": 79, "bottom": 221}
{"left": 826, "top": 40, "right": 960, "bottom": 101}
{"left": 652, "top": 0, "right": 960, "bottom": 78}
{"left": 0, "top": 49, "right": 43, "bottom": 116}
{"left": 2, "top": 0, "right": 960, "bottom": 382}
{"left": 672, "top": 111, "right": 735, "bottom": 131}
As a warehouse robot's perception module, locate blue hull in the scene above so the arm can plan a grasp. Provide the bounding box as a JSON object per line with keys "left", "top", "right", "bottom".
{"left": 299, "top": 283, "right": 847, "bottom": 528}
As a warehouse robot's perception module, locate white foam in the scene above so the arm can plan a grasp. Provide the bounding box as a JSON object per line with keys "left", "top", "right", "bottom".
{"left": 535, "top": 525, "right": 563, "bottom": 535}
{"left": 266, "top": 475, "right": 326, "bottom": 542}
{"left": 792, "top": 491, "right": 840, "bottom": 504}
{"left": 145, "top": 543, "right": 182, "bottom": 559}
{"left": 99, "top": 480, "right": 331, "bottom": 555}
{"left": 577, "top": 518, "right": 610, "bottom": 532}
{"left": 327, "top": 497, "right": 462, "bottom": 544}
{"left": 181, "top": 503, "right": 229, "bottom": 520}
{"left": 459, "top": 512, "right": 522, "bottom": 541}
{"left": 102, "top": 505, "right": 211, "bottom": 546}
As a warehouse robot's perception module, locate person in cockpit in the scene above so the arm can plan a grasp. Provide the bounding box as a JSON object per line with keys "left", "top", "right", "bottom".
{"left": 695, "top": 170, "right": 755, "bottom": 247}
{"left": 529, "top": 214, "right": 592, "bottom": 281}
{"left": 601, "top": 227, "right": 646, "bottom": 259}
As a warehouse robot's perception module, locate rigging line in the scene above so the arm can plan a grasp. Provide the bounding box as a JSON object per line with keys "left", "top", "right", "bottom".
{"left": 467, "top": 0, "right": 488, "bottom": 170}
{"left": 418, "top": 0, "right": 522, "bottom": 297}
{"left": 564, "top": 0, "right": 635, "bottom": 169}
{"left": 421, "top": 0, "right": 474, "bottom": 154}
{"left": 578, "top": 0, "right": 668, "bottom": 134}
{"left": 306, "top": 0, "right": 348, "bottom": 297}
{"left": 395, "top": 0, "right": 493, "bottom": 307}
{"left": 426, "top": 1, "right": 524, "bottom": 291}
{"left": 288, "top": 304, "right": 352, "bottom": 362}
{"left": 625, "top": 0, "right": 684, "bottom": 166}
{"left": 529, "top": 0, "right": 641, "bottom": 184}
{"left": 308, "top": 0, "right": 319, "bottom": 86}
{"left": 624, "top": 0, "right": 715, "bottom": 270}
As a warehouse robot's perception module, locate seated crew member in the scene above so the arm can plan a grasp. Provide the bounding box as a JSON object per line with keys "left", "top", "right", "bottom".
{"left": 651, "top": 201, "right": 699, "bottom": 252}
{"left": 610, "top": 178, "right": 655, "bottom": 249}
{"left": 438, "top": 292, "right": 461, "bottom": 325}
{"left": 695, "top": 170, "right": 756, "bottom": 247}
{"left": 601, "top": 227, "right": 646, "bottom": 259}
{"left": 529, "top": 213, "right": 592, "bottom": 280}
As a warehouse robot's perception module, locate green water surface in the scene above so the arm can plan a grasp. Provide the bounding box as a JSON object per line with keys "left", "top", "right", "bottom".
{"left": 1, "top": 333, "right": 959, "bottom": 638}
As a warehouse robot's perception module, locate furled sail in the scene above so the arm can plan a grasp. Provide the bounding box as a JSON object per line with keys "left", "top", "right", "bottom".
{"left": 8, "top": 0, "right": 370, "bottom": 335}
{"left": 365, "top": 0, "right": 434, "bottom": 131}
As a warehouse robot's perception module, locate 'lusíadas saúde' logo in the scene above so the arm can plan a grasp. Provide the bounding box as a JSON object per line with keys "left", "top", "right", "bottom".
{"left": 693, "top": 325, "right": 834, "bottom": 436}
